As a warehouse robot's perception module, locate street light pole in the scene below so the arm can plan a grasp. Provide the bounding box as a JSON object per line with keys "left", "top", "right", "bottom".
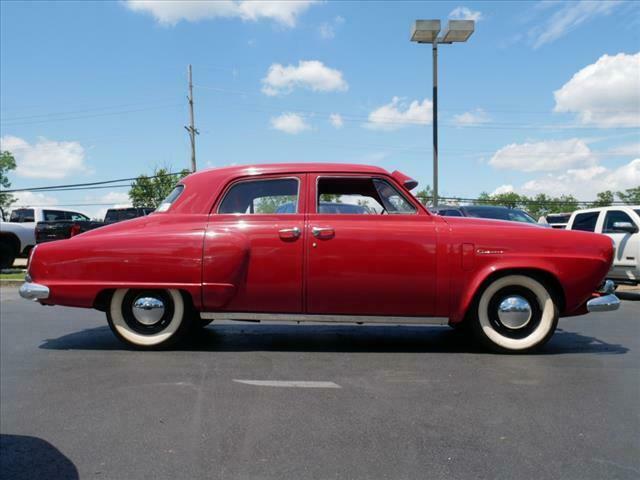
{"left": 432, "top": 40, "right": 438, "bottom": 207}
{"left": 411, "top": 19, "right": 475, "bottom": 208}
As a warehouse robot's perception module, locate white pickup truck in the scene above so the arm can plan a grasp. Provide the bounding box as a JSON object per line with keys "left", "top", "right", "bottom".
{"left": 0, "top": 207, "right": 90, "bottom": 269}
{"left": 566, "top": 205, "right": 640, "bottom": 285}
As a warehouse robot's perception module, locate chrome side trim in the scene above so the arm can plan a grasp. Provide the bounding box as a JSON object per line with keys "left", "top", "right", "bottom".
{"left": 587, "top": 294, "right": 620, "bottom": 313}
{"left": 19, "top": 282, "right": 50, "bottom": 301}
{"left": 200, "top": 312, "right": 448, "bottom": 325}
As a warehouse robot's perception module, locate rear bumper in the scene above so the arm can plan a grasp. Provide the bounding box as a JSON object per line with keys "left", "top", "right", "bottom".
{"left": 586, "top": 294, "right": 620, "bottom": 313}
{"left": 586, "top": 280, "right": 620, "bottom": 313}
{"left": 19, "top": 281, "right": 50, "bottom": 301}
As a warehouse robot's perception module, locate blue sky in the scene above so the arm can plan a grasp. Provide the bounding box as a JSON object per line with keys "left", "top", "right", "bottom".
{"left": 1, "top": 0, "right": 639, "bottom": 217}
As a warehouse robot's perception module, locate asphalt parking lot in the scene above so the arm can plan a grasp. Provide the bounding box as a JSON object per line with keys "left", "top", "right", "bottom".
{"left": 1, "top": 287, "right": 639, "bottom": 480}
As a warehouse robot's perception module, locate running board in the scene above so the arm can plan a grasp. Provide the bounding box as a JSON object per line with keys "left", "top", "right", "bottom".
{"left": 200, "top": 312, "right": 448, "bottom": 325}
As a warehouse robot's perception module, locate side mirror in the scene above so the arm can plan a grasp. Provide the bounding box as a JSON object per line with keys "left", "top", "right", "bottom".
{"left": 611, "top": 221, "right": 638, "bottom": 234}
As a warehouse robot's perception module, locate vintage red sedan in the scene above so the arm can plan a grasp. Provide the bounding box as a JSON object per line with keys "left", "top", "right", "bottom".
{"left": 20, "top": 163, "right": 620, "bottom": 352}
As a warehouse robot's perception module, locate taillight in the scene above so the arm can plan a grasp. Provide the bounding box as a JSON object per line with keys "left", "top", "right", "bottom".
{"left": 70, "top": 224, "right": 81, "bottom": 237}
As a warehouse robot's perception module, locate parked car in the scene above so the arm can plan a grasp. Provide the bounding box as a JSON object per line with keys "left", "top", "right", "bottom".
{"left": 20, "top": 163, "right": 619, "bottom": 353}
{"left": 35, "top": 207, "right": 155, "bottom": 244}
{"left": 276, "top": 201, "right": 368, "bottom": 214}
{"left": 566, "top": 205, "right": 640, "bottom": 285}
{"left": 1, "top": 207, "right": 90, "bottom": 268}
{"left": 433, "top": 205, "right": 539, "bottom": 224}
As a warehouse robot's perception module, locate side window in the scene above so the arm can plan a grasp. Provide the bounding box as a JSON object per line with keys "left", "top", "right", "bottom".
{"left": 316, "top": 177, "right": 416, "bottom": 215}
{"left": 9, "top": 209, "right": 35, "bottom": 223}
{"left": 218, "top": 178, "right": 299, "bottom": 214}
{"left": 43, "top": 210, "right": 68, "bottom": 221}
{"left": 69, "top": 212, "right": 89, "bottom": 221}
{"left": 571, "top": 212, "right": 599, "bottom": 232}
{"left": 603, "top": 211, "right": 637, "bottom": 233}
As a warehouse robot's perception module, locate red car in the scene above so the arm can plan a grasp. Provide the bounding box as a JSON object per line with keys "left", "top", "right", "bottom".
{"left": 20, "top": 163, "right": 619, "bottom": 352}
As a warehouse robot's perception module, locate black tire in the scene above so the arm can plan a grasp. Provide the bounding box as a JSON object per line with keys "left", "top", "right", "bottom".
{"left": 471, "top": 274, "right": 559, "bottom": 353}
{"left": 0, "top": 240, "right": 16, "bottom": 269}
{"left": 106, "top": 288, "right": 192, "bottom": 349}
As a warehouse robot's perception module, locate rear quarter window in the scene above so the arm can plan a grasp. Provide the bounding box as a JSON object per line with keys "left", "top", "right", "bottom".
{"left": 571, "top": 212, "right": 599, "bottom": 232}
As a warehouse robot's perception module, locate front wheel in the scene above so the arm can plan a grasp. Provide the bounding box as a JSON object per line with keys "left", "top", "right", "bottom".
{"left": 472, "top": 275, "right": 559, "bottom": 353}
{"left": 106, "top": 289, "right": 192, "bottom": 348}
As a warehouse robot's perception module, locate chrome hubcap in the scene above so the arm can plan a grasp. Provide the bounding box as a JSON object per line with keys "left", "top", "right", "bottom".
{"left": 497, "top": 295, "right": 532, "bottom": 329}
{"left": 132, "top": 296, "right": 165, "bottom": 325}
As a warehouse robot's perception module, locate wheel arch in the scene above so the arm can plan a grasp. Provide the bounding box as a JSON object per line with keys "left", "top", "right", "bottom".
{"left": 454, "top": 267, "right": 566, "bottom": 325}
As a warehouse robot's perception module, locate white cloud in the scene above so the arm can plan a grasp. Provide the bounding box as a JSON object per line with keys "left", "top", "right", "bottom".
{"left": 453, "top": 108, "right": 490, "bottom": 126}
{"left": 608, "top": 142, "right": 640, "bottom": 157}
{"left": 124, "top": 0, "right": 318, "bottom": 27}
{"left": 365, "top": 97, "right": 432, "bottom": 131}
{"left": 491, "top": 184, "right": 515, "bottom": 195}
{"left": 449, "top": 6, "right": 483, "bottom": 21}
{"left": 554, "top": 52, "right": 640, "bottom": 128}
{"left": 0, "top": 135, "right": 89, "bottom": 179}
{"left": 11, "top": 191, "right": 58, "bottom": 208}
{"left": 529, "top": 1, "right": 621, "bottom": 49}
{"left": 329, "top": 113, "right": 343, "bottom": 129}
{"left": 261, "top": 60, "right": 348, "bottom": 96}
{"left": 489, "top": 138, "right": 595, "bottom": 172}
{"left": 318, "top": 15, "right": 345, "bottom": 39}
{"left": 270, "top": 113, "right": 311, "bottom": 134}
{"left": 519, "top": 158, "right": 640, "bottom": 198}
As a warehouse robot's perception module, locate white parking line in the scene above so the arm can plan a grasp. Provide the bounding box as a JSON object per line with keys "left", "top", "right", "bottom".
{"left": 233, "top": 380, "right": 341, "bottom": 389}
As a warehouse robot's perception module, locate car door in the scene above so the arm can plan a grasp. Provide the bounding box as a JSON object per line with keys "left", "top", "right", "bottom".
{"left": 202, "top": 174, "right": 306, "bottom": 313}
{"left": 305, "top": 174, "right": 439, "bottom": 317}
{"left": 601, "top": 209, "right": 639, "bottom": 280}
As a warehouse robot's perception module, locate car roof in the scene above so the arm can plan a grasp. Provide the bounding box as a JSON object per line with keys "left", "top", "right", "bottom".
{"left": 188, "top": 163, "right": 389, "bottom": 179}
{"left": 571, "top": 205, "right": 640, "bottom": 214}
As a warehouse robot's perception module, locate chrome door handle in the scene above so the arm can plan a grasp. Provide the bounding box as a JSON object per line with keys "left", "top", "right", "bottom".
{"left": 312, "top": 227, "right": 335, "bottom": 238}
{"left": 279, "top": 227, "right": 301, "bottom": 239}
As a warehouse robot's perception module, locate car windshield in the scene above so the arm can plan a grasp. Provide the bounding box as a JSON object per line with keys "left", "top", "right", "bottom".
{"left": 546, "top": 214, "right": 571, "bottom": 224}
{"left": 464, "top": 206, "right": 537, "bottom": 224}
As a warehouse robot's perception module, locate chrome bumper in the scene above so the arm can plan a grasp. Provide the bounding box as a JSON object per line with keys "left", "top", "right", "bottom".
{"left": 587, "top": 294, "right": 620, "bottom": 313}
{"left": 19, "top": 282, "right": 50, "bottom": 301}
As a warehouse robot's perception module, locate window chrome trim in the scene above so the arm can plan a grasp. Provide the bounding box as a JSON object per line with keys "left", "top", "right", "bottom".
{"left": 314, "top": 175, "right": 419, "bottom": 216}
{"left": 216, "top": 176, "right": 301, "bottom": 215}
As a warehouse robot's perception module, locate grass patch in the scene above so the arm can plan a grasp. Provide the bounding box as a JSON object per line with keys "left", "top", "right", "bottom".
{"left": 0, "top": 272, "right": 25, "bottom": 280}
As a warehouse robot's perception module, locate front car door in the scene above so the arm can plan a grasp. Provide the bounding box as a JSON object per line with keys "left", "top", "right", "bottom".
{"left": 202, "top": 174, "right": 306, "bottom": 313}
{"left": 601, "top": 209, "right": 640, "bottom": 283}
{"left": 305, "top": 174, "right": 439, "bottom": 317}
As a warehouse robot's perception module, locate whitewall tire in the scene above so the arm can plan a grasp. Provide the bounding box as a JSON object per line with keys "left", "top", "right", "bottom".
{"left": 106, "top": 288, "right": 191, "bottom": 348}
{"left": 472, "top": 275, "right": 559, "bottom": 353}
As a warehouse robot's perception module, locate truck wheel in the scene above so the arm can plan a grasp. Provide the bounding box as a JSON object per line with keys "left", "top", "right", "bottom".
{"left": 106, "top": 289, "right": 192, "bottom": 349}
{"left": 472, "top": 275, "right": 559, "bottom": 353}
{"left": 0, "top": 240, "right": 16, "bottom": 269}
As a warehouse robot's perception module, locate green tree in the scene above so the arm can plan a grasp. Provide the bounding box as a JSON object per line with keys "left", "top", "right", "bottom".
{"left": 128, "top": 167, "right": 190, "bottom": 208}
{"left": 592, "top": 190, "right": 614, "bottom": 207}
{"left": 414, "top": 185, "right": 434, "bottom": 206}
{"left": 0, "top": 150, "right": 17, "bottom": 209}
{"left": 616, "top": 186, "right": 640, "bottom": 205}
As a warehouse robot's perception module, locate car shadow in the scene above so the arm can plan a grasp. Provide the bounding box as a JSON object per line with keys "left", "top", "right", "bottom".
{"left": 39, "top": 323, "right": 628, "bottom": 355}
{"left": 0, "top": 434, "right": 79, "bottom": 480}
{"left": 617, "top": 291, "right": 640, "bottom": 301}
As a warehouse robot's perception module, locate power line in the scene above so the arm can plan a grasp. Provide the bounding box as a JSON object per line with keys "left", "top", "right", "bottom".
{"left": 1, "top": 171, "right": 186, "bottom": 193}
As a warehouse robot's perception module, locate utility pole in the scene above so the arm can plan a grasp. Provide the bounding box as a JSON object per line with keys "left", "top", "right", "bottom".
{"left": 185, "top": 64, "right": 199, "bottom": 172}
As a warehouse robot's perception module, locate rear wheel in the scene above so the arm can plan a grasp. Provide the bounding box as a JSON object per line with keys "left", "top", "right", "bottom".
{"left": 472, "top": 275, "right": 559, "bottom": 353}
{"left": 106, "top": 288, "right": 191, "bottom": 348}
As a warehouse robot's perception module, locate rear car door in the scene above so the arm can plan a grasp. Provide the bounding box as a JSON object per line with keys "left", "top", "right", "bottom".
{"left": 202, "top": 174, "right": 306, "bottom": 313}
{"left": 305, "top": 174, "right": 439, "bottom": 317}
